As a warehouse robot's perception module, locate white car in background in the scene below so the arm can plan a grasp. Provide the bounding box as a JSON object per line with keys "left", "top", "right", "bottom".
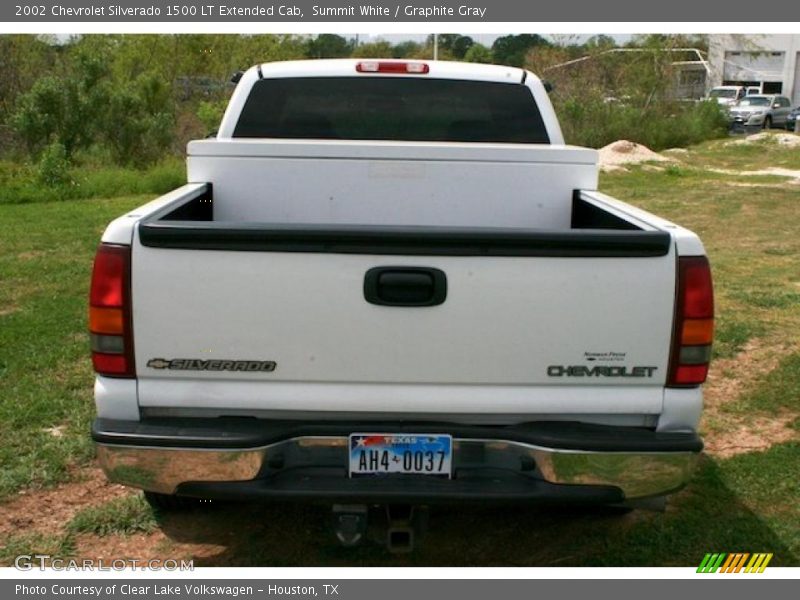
{"left": 707, "top": 85, "right": 746, "bottom": 106}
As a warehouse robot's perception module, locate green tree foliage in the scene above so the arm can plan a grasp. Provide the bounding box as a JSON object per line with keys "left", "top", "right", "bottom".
{"left": 351, "top": 41, "right": 395, "bottom": 58}
{"left": 5, "top": 34, "right": 310, "bottom": 166}
{"left": 197, "top": 99, "right": 228, "bottom": 134}
{"left": 436, "top": 34, "right": 475, "bottom": 59}
{"left": 99, "top": 73, "right": 175, "bottom": 167}
{"left": 10, "top": 51, "right": 108, "bottom": 157}
{"left": 585, "top": 35, "right": 616, "bottom": 51}
{"left": 492, "top": 34, "right": 551, "bottom": 67}
{"left": 305, "top": 34, "right": 354, "bottom": 58}
{"left": 463, "top": 44, "right": 493, "bottom": 64}
{"left": 391, "top": 41, "right": 423, "bottom": 58}
{"left": 2, "top": 33, "right": 727, "bottom": 169}
{"left": 0, "top": 35, "right": 57, "bottom": 115}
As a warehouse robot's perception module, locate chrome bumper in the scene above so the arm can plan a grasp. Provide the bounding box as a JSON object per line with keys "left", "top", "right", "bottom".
{"left": 96, "top": 435, "right": 698, "bottom": 501}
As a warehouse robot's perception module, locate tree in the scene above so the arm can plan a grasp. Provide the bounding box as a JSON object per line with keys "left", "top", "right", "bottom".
{"left": 99, "top": 73, "right": 175, "bottom": 167}
{"left": 464, "top": 44, "right": 493, "bottom": 64}
{"left": 305, "top": 34, "right": 353, "bottom": 59}
{"left": 0, "top": 35, "right": 56, "bottom": 114}
{"left": 585, "top": 35, "right": 616, "bottom": 51}
{"left": 491, "top": 34, "right": 551, "bottom": 67}
{"left": 10, "top": 51, "right": 109, "bottom": 157}
{"left": 392, "top": 41, "right": 422, "bottom": 58}
{"left": 351, "top": 41, "right": 394, "bottom": 59}
{"left": 435, "top": 34, "right": 475, "bottom": 59}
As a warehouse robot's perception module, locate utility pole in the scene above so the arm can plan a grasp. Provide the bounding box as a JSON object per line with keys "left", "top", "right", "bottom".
{"left": 433, "top": 34, "right": 438, "bottom": 60}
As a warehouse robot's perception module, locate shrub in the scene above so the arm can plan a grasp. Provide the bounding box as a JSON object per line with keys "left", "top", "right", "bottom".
{"left": 99, "top": 74, "right": 175, "bottom": 168}
{"left": 37, "top": 142, "right": 71, "bottom": 186}
{"left": 197, "top": 99, "right": 228, "bottom": 134}
{"left": 556, "top": 97, "right": 729, "bottom": 151}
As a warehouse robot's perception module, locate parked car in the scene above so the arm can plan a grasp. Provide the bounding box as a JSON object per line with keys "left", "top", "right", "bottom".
{"left": 728, "top": 94, "right": 793, "bottom": 129}
{"left": 707, "top": 85, "right": 746, "bottom": 106}
{"left": 90, "top": 60, "right": 713, "bottom": 546}
{"left": 786, "top": 105, "right": 800, "bottom": 131}
{"left": 745, "top": 86, "right": 761, "bottom": 96}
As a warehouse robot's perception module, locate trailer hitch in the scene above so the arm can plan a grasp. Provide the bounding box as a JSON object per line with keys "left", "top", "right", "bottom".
{"left": 331, "top": 504, "right": 368, "bottom": 547}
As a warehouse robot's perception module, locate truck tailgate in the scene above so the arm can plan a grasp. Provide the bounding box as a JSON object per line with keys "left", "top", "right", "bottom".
{"left": 131, "top": 239, "right": 676, "bottom": 417}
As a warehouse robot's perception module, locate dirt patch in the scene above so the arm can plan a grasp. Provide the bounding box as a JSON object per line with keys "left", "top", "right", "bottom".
{"left": 708, "top": 166, "right": 800, "bottom": 183}
{"left": 724, "top": 181, "right": 799, "bottom": 189}
{"left": 702, "top": 339, "right": 799, "bottom": 457}
{"left": 71, "top": 531, "right": 226, "bottom": 564}
{"left": 598, "top": 140, "right": 672, "bottom": 171}
{"left": 16, "top": 250, "right": 46, "bottom": 261}
{"left": 0, "top": 305, "right": 19, "bottom": 317}
{"left": 704, "top": 413, "right": 798, "bottom": 458}
{"left": 0, "top": 466, "right": 132, "bottom": 539}
{"left": 729, "top": 132, "right": 800, "bottom": 147}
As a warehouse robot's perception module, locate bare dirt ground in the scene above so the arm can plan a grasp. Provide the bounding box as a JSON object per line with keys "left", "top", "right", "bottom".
{"left": 598, "top": 140, "right": 672, "bottom": 171}
{"left": 702, "top": 339, "right": 800, "bottom": 458}
{"left": 728, "top": 132, "right": 800, "bottom": 147}
{"left": 0, "top": 467, "right": 132, "bottom": 539}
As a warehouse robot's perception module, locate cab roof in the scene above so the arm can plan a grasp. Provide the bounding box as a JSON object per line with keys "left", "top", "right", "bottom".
{"left": 256, "top": 59, "right": 531, "bottom": 85}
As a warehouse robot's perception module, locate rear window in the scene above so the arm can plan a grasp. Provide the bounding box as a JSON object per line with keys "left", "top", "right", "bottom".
{"left": 233, "top": 77, "right": 550, "bottom": 143}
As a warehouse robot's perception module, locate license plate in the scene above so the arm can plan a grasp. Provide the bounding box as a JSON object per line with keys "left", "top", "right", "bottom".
{"left": 349, "top": 433, "right": 452, "bottom": 478}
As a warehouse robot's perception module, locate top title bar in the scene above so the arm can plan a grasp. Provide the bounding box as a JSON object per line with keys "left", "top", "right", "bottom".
{"left": 1, "top": 0, "right": 788, "bottom": 22}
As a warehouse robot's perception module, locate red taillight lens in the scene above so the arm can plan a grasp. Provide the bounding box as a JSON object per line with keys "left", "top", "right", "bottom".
{"left": 356, "top": 61, "right": 430, "bottom": 74}
{"left": 668, "top": 256, "right": 714, "bottom": 387}
{"left": 89, "top": 244, "right": 134, "bottom": 378}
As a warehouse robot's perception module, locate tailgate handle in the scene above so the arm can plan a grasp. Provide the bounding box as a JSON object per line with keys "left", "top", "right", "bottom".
{"left": 364, "top": 267, "right": 447, "bottom": 307}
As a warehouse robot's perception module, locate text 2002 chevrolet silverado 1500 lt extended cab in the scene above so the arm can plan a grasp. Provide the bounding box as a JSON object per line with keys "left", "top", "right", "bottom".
{"left": 89, "top": 59, "right": 713, "bottom": 534}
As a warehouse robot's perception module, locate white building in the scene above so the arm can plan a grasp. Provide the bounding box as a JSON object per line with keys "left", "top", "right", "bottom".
{"left": 708, "top": 34, "right": 800, "bottom": 105}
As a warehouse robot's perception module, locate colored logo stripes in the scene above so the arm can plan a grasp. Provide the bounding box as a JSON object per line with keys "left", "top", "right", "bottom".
{"left": 697, "top": 553, "right": 773, "bottom": 573}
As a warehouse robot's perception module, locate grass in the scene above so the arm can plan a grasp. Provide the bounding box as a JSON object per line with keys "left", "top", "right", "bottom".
{"left": 0, "top": 132, "right": 798, "bottom": 566}
{"left": 0, "top": 158, "right": 184, "bottom": 205}
{"left": 0, "top": 195, "right": 148, "bottom": 499}
{"left": 0, "top": 532, "right": 75, "bottom": 565}
{"left": 731, "top": 352, "right": 800, "bottom": 414}
{"left": 68, "top": 494, "right": 158, "bottom": 536}
{"left": 713, "top": 318, "right": 766, "bottom": 359}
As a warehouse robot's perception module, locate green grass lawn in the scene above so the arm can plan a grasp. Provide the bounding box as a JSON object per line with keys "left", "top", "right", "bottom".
{"left": 0, "top": 195, "right": 149, "bottom": 498}
{"left": 0, "top": 134, "right": 798, "bottom": 566}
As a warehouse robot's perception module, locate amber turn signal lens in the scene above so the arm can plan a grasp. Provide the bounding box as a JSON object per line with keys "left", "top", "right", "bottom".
{"left": 89, "top": 306, "right": 124, "bottom": 335}
{"left": 681, "top": 318, "right": 714, "bottom": 345}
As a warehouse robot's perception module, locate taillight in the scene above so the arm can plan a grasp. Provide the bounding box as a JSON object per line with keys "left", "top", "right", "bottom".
{"left": 89, "top": 244, "right": 134, "bottom": 378}
{"left": 356, "top": 61, "right": 430, "bottom": 74}
{"left": 668, "top": 256, "right": 714, "bottom": 386}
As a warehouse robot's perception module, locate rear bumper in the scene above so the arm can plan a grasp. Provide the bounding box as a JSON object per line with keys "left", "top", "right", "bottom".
{"left": 93, "top": 418, "right": 702, "bottom": 504}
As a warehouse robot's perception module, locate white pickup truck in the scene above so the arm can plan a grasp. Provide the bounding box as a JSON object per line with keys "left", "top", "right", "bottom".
{"left": 90, "top": 59, "right": 713, "bottom": 534}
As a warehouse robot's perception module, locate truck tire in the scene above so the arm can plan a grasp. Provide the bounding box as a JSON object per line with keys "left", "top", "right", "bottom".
{"left": 143, "top": 491, "right": 208, "bottom": 511}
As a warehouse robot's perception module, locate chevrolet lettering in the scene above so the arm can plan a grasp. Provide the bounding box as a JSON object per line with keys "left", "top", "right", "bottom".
{"left": 547, "top": 365, "right": 658, "bottom": 378}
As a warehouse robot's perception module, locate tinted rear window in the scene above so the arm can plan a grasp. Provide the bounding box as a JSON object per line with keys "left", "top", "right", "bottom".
{"left": 234, "top": 77, "right": 549, "bottom": 143}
